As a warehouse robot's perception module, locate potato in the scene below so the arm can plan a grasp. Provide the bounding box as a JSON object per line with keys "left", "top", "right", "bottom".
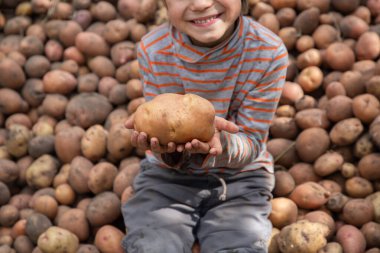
{"left": 88, "top": 56, "right": 115, "bottom": 78}
{"left": 295, "top": 108, "right": 330, "bottom": 129}
{"left": 0, "top": 159, "right": 19, "bottom": 184}
{"left": 113, "top": 162, "right": 140, "bottom": 196}
{"left": 312, "top": 25, "right": 339, "bottom": 49}
{"left": 118, "top": 0, "right": 157, "bottom": 23}
{"left": 325, "top": 81, "right": 346, "bottom": 98}
{"left": 276, "top": 7, "right": 296, "bottom": 28}
{"left": 250, "top": 2, "right": 274, "bottom": 20}
{"left": 277, "top": 220, "right": 329, "bottom": 253}
{"left": 361, "top": 222, "right": 380, "bottom": 248}
{"left": 304, "top": 211, "right": 335, "bottom": 239}
{"left": 352, "top": 94, "right": 380, "bottom": 124}
{"left": 273, "top": 170, "right": 295, "bottom": 197}
{"left": 26, "top": 155, "right": 59, "bottom": 189}
{"left": 57, "top": 208, "right": 89, "bottom": 242}
{"left": 293, "top": 7, "right": 320, "bottom": 35}
{"left": 366, "top": 75, "right": 380, "bottom": 100}
{"left": 340, "top": 15, "right": 369, "bottom": 39}
{"left": 269, "top": 198, "right": 298, "bottom": 229}
{"left": 296, "top": 66, "right": 324, "bottom": 93}
{"left": 37, "top": 226, "right": 79, "bottom": 253}
{"left": 258, "top": 13, "right": 280, "bottom": 34}
{"left": 134, "top": 93, "right": 215, "bottom": 145}
{"left": 75, "top": 32, "right": 110, "bottom": 57}
{"left": 295, "top": 95, "right": 317, "bottom": 111}
{"left": 358, "top": 153, "right": 380, "bottom": 180}
{"left": 5, "top": 124, "right": 32, "bottom": 158}
{"left": 325, "top": 43, "right": 355, "bottom": 71}
{"left": 279, "top": 81, "right": 304, "bottom": 105}
{"left": 0, "top": 182, "right": 10, "bottom": 206}
{"left": 53, "top": 184, "right": 74, "bottom": 206}
{"left": 66, "top": 93, "right": 113, "bottom": 129}
{"left": 86, "top": 192, "right": 121, "bottom": 227}
{"left": 296, "top": 49, "right": 322, "bottom": 70}
{"left": 269, "top": 117, "right": 299, "bottom": 139}
{"left": 68, "top": 156, "right": 93, "bottom": 194}
{"left": 80, "top": 124, "right": 107, "bottom": 162}
{"left": 76, "top": 244, "right": 100, "bottom": 253}
{"left": 355, "top": 32, "right": 380, "bottom": 60}
{"left": 342, "top": 199, "right": 374, "bottom": 227}
{"left": 326, "top": 95, "right": 353, "bottom": 122}
{"left": 43, "top": 70, "right": 77, "bottom": 95}
{"left": 88, "top": 162, "right": 117, "bottom": 194}
{"left": 102, "top": 19, "right": 129, "bottom": 44}
{"left": 354, "top": 133, "right": 375, "bottom": 158}
{"left": 329, "top": 118, "right": 364, "bottom": 146}
{"left": 336, "top": 225, "right": 366, "bottom": 253}
{"left": 25, "top": 213, "right": 52, "bottom": 244}
{"left": 106, "top": 123, "right": 133, "bottom": 162}
{"left": 267, "top": 138, "right": 299, "bottom": 168}
{"left": 0, "top": 205, "right": 19, "bottom": 227}
{"left": 44, "top": 40, "right": 63, "bottom": 62}
{"left": 313, "top": 152, "right": 344, "bottom": 177}
{"left": 289, "top": 163, "right": 321, "bottom": 185}
{"left": 319, "top": 179, "right": 342, "bottom": 194}
{"left": 4, "top": 16, "right": 31, "bottom": 36}
{"left": 32, "top": 195, "right": 58, "bottom": 220}
{"left": 0, "top": 58, "right": 26, "bottom": 90}
{"left": 317, "top": 242, "right": 343, "bottom": 253}
{"left": 24, "top": 55, "right": 50, "bottom": 78}
{"left": 94, "top": 225, "right": 124, "bottom": 253}
{"left": 289, "top": 182, "right": 330, "bottom": 209}
{"left": 110, "top": 41, "right": 135, "bottom": 67}
{"left": 295, "top": 128, "right": 330, "bottom": 163}
{"left": 13, "top": 235, "right": 34, "bottom": 253}
{"left": 276, "top": 105, "right": 296, "bottom": 118}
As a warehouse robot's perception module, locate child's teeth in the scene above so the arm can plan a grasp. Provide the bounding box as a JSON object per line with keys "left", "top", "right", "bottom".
{"left": 194, "top": 16, "right": 217, "bottom": 24}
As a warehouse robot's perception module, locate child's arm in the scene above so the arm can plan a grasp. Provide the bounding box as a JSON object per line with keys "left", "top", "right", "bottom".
{"left": 197, "top": 43, "right": 289, "bottom": 169}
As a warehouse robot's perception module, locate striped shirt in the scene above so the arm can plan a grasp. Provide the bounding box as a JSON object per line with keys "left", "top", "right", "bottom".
{"left": 137, "top": 16, "right": 288, "bottom": 175}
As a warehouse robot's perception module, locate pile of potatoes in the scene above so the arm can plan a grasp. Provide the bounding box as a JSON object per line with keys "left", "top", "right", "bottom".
{"left": 0, "top": 0, "right": 380, "bottom": 252}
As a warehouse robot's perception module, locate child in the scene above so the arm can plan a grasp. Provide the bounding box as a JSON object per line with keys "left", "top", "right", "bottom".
{"left": 122, "top": 0, "right": 288, "bottom": 252}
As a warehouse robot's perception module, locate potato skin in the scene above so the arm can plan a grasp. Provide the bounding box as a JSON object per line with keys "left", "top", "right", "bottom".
{"left": 134, "top": 93, "right": 215, "bottom": 145}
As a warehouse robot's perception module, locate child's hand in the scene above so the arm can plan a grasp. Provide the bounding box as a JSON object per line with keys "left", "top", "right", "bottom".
{"left": 177, "top": 117, "right": 239, "bottom": 156}
{"left": 125, "top": 113, "right": 177, "bottom": 153}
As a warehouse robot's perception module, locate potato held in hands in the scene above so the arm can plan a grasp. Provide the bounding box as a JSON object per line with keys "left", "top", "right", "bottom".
{"left": 134, "top": 93, "right": 215, "bottom": 145}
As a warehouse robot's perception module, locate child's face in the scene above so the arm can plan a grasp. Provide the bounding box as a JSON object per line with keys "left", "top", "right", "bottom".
{"left": 165, "top": 0, "right": 241, "bottom": 47}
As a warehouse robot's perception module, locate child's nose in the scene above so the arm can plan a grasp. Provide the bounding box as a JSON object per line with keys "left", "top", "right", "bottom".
{"left": 189, "top": 0, "right": 213, "bottom": 11}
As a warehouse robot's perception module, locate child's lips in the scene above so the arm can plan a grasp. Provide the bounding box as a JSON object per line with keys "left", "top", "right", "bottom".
{"left": 190, "top": 14, "right": 222, "bottom": 26}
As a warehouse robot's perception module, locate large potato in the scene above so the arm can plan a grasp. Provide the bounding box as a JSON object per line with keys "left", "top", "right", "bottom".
{"left": 134, "top": 93, "right": 215, "bottom": 145}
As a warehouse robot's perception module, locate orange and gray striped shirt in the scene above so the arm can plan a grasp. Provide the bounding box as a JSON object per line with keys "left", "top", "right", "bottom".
{"left": 138, "top": 16, "right": 288, "bottom": 175}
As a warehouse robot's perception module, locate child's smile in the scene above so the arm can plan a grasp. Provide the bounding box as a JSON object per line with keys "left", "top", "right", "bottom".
{"left": 165, "top": 0, "right": 241, "bottom": 47}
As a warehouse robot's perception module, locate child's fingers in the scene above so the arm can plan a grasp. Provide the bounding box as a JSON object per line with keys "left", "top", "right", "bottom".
{"left": 125, "top": 113, "right": 135, "bottom": 129}
{"left": 137, "top": 132, "right": 149, "bottom": 150}
{"left": 176, "top": 144, "right": 185, "bottom": 152}
{"left": 214, "top": 117, "right": 239, "bottom": 133}
{"left": 131, "top": 131, "right": 139, "bottom": 147}
{"left": 192, "top": 139, "right": 209, "bottom": 154}
{"left": 150, "top": 138, "right": 163, "bottom": 153}
{"left": 167, "top": 142, "right": 176, "bottom": 153}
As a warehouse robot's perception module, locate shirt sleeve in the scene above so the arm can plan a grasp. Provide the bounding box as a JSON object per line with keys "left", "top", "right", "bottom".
{"left": 200, "top": 42, "right": 288, "bottom": 169}
{"left": 137, "top": 41, "right": 160, "bottom": 102}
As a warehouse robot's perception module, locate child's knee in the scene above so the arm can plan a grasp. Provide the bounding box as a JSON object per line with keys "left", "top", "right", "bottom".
{"left": 121, "top": 228, "right": 193, "bottom": 253}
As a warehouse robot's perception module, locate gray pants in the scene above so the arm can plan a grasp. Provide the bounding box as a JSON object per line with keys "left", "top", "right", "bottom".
{"left": 121, "top": 160, "right": 275, "bottom": 253}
